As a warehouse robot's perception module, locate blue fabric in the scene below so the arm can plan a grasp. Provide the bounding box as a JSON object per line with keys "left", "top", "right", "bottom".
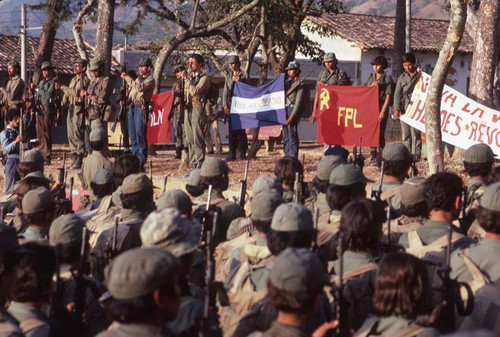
{"left": 128, "top": 105, "right": 148, "bottom": 164}
{"left": 4, "top": 157, "right": 19, "bottom": 194}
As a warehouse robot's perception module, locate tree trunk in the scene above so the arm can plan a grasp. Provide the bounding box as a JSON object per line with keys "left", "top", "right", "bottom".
{"left": 153, "top": 34, "right": 187, "bottom": 93}
{"left": 73, "top": 0, "right": 96, "bottom": 62}
{"left": 392, "top": 0, "right": 406, "bottom": 81}
{"left": 425, "top": 0, "right": 466, "bottom": 174}
{"left": 33, "top": 0, "right": 64, "bottom": 83}
{"left": 469, "top": 0, "right": 500, "bottom": 109}
{"left": 95, "top": 0, "right": 115, "bottom": 76}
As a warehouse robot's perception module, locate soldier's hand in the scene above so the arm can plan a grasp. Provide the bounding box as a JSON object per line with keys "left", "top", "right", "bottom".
{"left": 318, "top": 81, "right": 326, "bottom": 87}
{"left": 392, "top": 110, "right": 400, "bottom": 120}
{"left": 286, "top": 114, "right": 295, "bottom": 126}
{"left": 180, "top": 70, "right": 187, "bottom": 79}
{"left": 30, "top": 83, "right": 36, "bottom": 90}
{"left": 15, "top": 135, "right": 23, "bottom": 143}
{"left": 312, "top": 321, "right": 339, "bottom": 337}
{"left": 80, "top": 90, "right": 87, "bottom": 97}
{"left": 378, "top": 111, "right": 385, "bottom": 121}
{"left": 121, "top": 72, "right": 127, "bottom": 79}
{"left": 223, "top": 106, "right": 230, "bottom": 115}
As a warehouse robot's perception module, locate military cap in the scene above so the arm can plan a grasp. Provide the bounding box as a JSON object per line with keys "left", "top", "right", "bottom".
{"left": 174, "top": 65, "right": 186, "bottom": 73}
{"left": 122, "top": 173, "right": 153, "bottom": 194}
{"left": 105, "top": 247, "right": 181, "bottom": 300}
{"left": 0, "top": 224, "right": 26, "bottom": 254}
{"left": 200, "top": 158, "right": 230, "bottom": 177}
{"left": 323, "top": 52, "right": 337, "bottom": 62}
{"left": 49, "top": 214, "right": 85, "bottom": 246}
{"left": 157, "top": 190, "right": 193, "bottom": 214}
{"left": 89, "top": 127, "right": 107, "bottom": 142}
{"left": 271, "top": 203, "right": 313, "bottom": 232}
{"left": 227, "top": 55, "right": 240, "bottom": 64}
{"left": 252, "top": 175, "right": 283, "bottom": 196}
{"left": 23, "top": 171, "right": 48, "bottom": 181}
{"left": 93, "top": 168, "right": 113, "bottom": 185}
{"left": 324, "top": 145, "right": 349, "bottom": 162}
{"left": 464, "top": 143, "right": 495, "bottom": 164}
{"left": 140, "top": 208, "right": 200, "bottom": 257}
{"left": 329, "top": 163, "right": 372, "bottom": 186}
{"left": 382, "top": 143, "right": 411, "bottom": 162}
{"left": 21, "top": 149, "right": 44, "bottom": 163}
{"left": 189, "top": 53, "right": 204, "bottom": 64}
{"left": 285, "top": 60, "right": 300, "bottom": 71}
{"left": 7, "top": 60, "right": 20, "bottom": 68}
{"left": 400, "top": 177, "right": 426, "bottom": 206}
{"left": 317, "top": 155, "right": 344, "bottom": 181}
{"left": 139, "top": 57, "right": 152, "bottom": 67}
{"left": 270, "top": 248, "right": 329, "bottom": 292}
{"left": 41, "top": 61, "right": 52, "bottom": 70}
{"left": 22, "top": 186, "right": 56, "bottom": 215}
{"left": 89, "top": 58, "right": 103, "bottom": 71}
{"left": 480, "top": 182, "right": 500, "bottom": 211}
{"left": 187, "top": 168, "right": 201, "bottom": 186}
{"left": 251, "top": 190, "right": 285, "bottom": 222}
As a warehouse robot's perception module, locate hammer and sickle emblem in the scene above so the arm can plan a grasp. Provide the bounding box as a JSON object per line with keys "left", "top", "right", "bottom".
{"left": 319, "top": 88, "right": 330, "bottom": 110}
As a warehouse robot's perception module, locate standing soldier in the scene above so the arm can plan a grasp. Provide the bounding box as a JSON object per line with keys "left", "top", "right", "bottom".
{"left": 284, "top": 61, "right": 306, "bottom": 159}
{"left": 392, "top": 53, "right": 422, "bottom": 160}
{"left": 62, "top": 59, "right": 89, "bottom": 169}
{"left": 183, "top": 53, "right": 210, "bottom": 168}
{"left": 82, "top": 58, "right": 112, "bottom": 153}
{"left": 34, "top": 61, "right": 57, "bottom": 164}
{"left": 121, "top": 57, "right": 155, "bottom": 166}
{"left": 223, "top": 55, "right": 249, "bottom": 161}
{"left": 171, "top": 65, "right": 186, "bottom": 160}
{"left": 0, "top": 109, "right": 22, "bottom": 194}
{"left": 0, "top": 60, "right": 25, "bottom": 111}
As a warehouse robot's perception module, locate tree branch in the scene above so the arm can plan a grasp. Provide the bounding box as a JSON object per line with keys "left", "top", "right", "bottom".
{"left": 72, "top": 0, "right": 96, "bottom": 62}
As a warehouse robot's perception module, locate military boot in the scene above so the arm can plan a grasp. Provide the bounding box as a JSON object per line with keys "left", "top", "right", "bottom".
{"left": 69, "top": 153, "right": 77, "bottom": 168}
{"left": 70, "top": 154, "right": 83, "bottom": 169}
{"left": 174, "top": 147, "right": 182, "bottom": 159}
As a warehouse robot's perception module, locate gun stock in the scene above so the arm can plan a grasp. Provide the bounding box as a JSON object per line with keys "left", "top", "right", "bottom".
{"left": 163, "top": 175, "right": 168, "bottom": 193}
{"left": 293, "top": 172, "right": 300, "bottom": 203}
{"left": 312, "top": 207, "right": 319, "bottom": 252}
{"left": 238, "top": 160, "right": 249, "bottom": 208}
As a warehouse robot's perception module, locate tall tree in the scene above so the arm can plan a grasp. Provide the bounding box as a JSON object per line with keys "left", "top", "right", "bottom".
{"left": 468, "top": 0, "right": 499, "bottom": 109}
{"left": 73, "top": 0, "right": 97, "bottom": 63}
{"left": 95, "top": 0, "right": 115, "bottom": 75}
{"left": 425, "top": 0, "right": 467, "bottom": 173}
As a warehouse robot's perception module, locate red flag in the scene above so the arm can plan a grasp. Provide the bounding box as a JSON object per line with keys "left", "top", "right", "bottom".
{"left": 316, "top": 85, "right": 380, "bottom": 147}
{"left": 147, "top": 91, "right": 173, "bottom": 144}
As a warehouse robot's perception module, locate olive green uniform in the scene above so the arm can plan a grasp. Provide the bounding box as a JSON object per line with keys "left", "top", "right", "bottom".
{"left": 7, "top": 302, "right": 50, "bottom": 337}
{"left": 81, "top": 150, "right": 113, "bottom": 189}
{"left": 0, "top": 308, "right": 23, "bottom": 337}
{"left": 371, "top": 180, "right": 403, "bottom": 217}
{"left": 95, "top": 323, "right": 164, "bottom": 337}
{"left": 171, "top": 80, "right": 185, "bottom": 151}
{"left": 316, "top": 68, "right": 350, "bottom": 87}
{"left": 62, "top": 73, "right": 89, "bottom": 156}
{"left": 394, "top": 71, "right": 422, "bottom": 159}
{"left": 0, "top": 75, "right": 25, "bottom": 109}
{"left": 87, "top": 75, "right": 111, "bottom": 127}
{"left": 356, "top": 315, "right": 439, "bottom": 337}
{"left": 35, "top": 76, "right": 56, "bottom": 159}
{"left": 450, "top": 239, "right": 500, "bottom": 284}
{"left": 184, "top": 71, "right": 210, "bottom": 166}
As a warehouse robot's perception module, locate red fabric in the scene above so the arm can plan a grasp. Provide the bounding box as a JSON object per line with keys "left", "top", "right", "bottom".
{"left": 316, "top": 84, "right": 380, "bottom": 147}
{"left": 147, "top": 91, "right": 173, "bottom": 144}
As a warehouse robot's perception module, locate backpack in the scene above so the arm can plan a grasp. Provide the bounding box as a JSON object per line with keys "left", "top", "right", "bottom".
{"left": 354, "top": 317, "right": 427, "bottom": 337}
{"left": 83, "top": 196, "right": 119, "bottom": 248}
{"left": 214, "top": 233, "right": 257, "bottom": 283}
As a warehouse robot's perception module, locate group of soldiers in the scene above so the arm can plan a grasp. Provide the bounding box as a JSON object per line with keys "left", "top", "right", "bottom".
{"left": 0, "top": 128, "right": 498, "bottom": 337}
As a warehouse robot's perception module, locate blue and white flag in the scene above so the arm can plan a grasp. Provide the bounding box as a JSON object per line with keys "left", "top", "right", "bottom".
{"left": 230, "top": 74, "right": 286, "bottom": 130}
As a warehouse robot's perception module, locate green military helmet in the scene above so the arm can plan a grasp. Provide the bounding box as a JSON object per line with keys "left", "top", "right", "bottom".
{"left": 139, "top": 57, "right": 153, "bottom": 67}
{"left": 21, "top": 149, "right": 44, "bottom": 163}
{"left": 187, "top": 168, "right": 201, "bottom": 186}
{"left": 270, "top": 247, "right": 329, "bottom": 292}
{"left": 22, "top": 186, "right": 56, "bottom": 215}
{"left": 49, "top": 214, "right": 85, "bottom": 246}
{"left": 93, "top": 168, "right": 113, "bottom": 185}
{"left": 88, "top": 58, "right": 103, "bottom": 71}
{"left": 382, "top": 143, "right": 411, "bottom": 162}
{"left": 271, "top": 202, "right": 313, "bottom": 232}
{"left": 479, "top": 182, "right": 500, "bottom": 211}
{"left": 251, "top": 190, "right": 285, "bottom": 222}
{"left": 285, "top": 60, "right": 300, "bottom": 71}
{"left": 251, "top": 174, "right": 283, "bottom": 196}
{"left": 400, "top": 176, "right": 426, "bottom": 206}
{"left": 89, "top": 127, "right": 107, "bottom": 142}
{"left": 104, "top": 247, "right": 181, "bottom": 300}
{"left": 464, "top": 143, "right": 495, "bottom": 164}
{"left": 317, "top": 155, "right": 344, "bottom": 181}
{"left": 157, "top": 189, "right": 193, "bottom": 214}
{"left": 329, "top": 163, "right": 372, "bottom": 186}
{"left": 140, "top": 208, "right": 200, "bottom": 258}
{"left": 200, "top": 158, "right": 231, "bottom": 178}
{"left": 41, "top": 61, "right": 52, "bottom": 70}
{"left": 121, "top": 173, "right": 153, "bottom": 194}
{"left": 323, "top": 52, "right": 337, "bottom": 63}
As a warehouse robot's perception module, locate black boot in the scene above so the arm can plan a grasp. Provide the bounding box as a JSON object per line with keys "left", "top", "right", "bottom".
{"left": 174, "top": 147, "right": 182, "bottom": 159}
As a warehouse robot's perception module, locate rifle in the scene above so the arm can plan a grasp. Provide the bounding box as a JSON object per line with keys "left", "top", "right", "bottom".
{"left": 68, "top": 177, "right": 74, "bottom": 211}
{"left": 111, "top": 64, "right": 127, "bottom": 132}
{"left": 293, "top": 172, "right": 300, "bottom": 203}
{"left": 410, "top": 155, "right": 418, "bottom": 177}
{"left": 353, "top": 136, "right": 364, "bottom": 168}
{"left": 162, "top": 175, "right": 168, "bottom": 193}
{"left": 0, "top": 206, "right": 4, "bottom": 225}
{"left": 371, "top": 161, "right": 384, "bottom": 201}
{"left": 459, "top": 186, "right": 469, "bottom": 231}
{"left": 71, "top": 227, "right": 88, "bottom": 333}
{"left": 200, "top": 185, "right": 213, "bottom": 243}
{"left": 238, "top": 160, "right": 249, "bottom": 208}
{"left": 352, "top": 144, "right": 357, "bottom": 165}
{"left": 106, "top": 216, "right": 119, "bottom": 264}
{"left": 53, "top": 74, "right": 63, "bottom": 127}
{"left": 149, "top": 160, "right": 153, "bottom": 182}
{"left": 312, "top": 207, "right": 319, "bottom": 252}
{"left": 178, "top": 77, "right": 185, "bottom": 129}
{"left": 50, "top": 243, "right": 66, "bottom": 337}
{"left": 19, "top": 106, "right": 24, "bottom": 160}
{"left": 78, "top": 69, "right": 87, "bottom": 133}
{"left": 334, "top": 231, "right": 348, "bottom": 336}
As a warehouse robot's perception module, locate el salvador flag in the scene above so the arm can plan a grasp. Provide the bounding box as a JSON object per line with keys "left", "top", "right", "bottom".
{"left": 230, "top": 74, "right": 287, "bottom": 130}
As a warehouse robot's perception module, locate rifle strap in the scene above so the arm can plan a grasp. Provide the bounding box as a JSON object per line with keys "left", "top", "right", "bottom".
{"left": 380, "top": 185, "right": 402, "bottom": 201}
{"left": 331, "top": 262, "right": 378, "bottom": 286}
{"left": 20, "top": 318, "right": 48, "bottom": 334}
{"left": 461, "top": 248, "right": 490, "bottom": 292}
{"left": 285, "top": 78, "right": 303, "bottom": 98}
{"left": 407, "top": 230, "right": 465, "bottom": 258}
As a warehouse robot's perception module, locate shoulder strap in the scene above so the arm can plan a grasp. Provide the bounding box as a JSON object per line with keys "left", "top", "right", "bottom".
{"left": 0, "top": 321, "right": 21, "bottom": 335}
{"left": 407, "top": 231, "right": 465, "bottom": 258}
{"left": 20, "top": 318, "right": 48, "bottom": 333}
{"left": 387, "top": 324, "right": 427, "bottom": 337}
{"left": 343, "top": 263, "right": 378, "bottom": 280}
{"left": 408, "top": 230, "right": 424, "bottom": 250}
{"left": 353, "top": 317, "right": 379, "bottom": 337}
{"left": 381, "top": 185, "right": 402, "bottom": 201}
{"left": 461, "top": 248, "right": 491, "bottom": 290}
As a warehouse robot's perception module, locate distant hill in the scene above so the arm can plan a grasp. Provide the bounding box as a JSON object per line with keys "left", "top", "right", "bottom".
{"left": 343, "top": 0, "right": 449, "bottom": 20}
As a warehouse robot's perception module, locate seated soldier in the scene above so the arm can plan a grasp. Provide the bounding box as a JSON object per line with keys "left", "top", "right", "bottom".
{"left": 19, "top": 187, "right": 56, "bottom": 241}
{"left": 371, "top": 143, "right": 412, "bottom": 217}
{"left": 17, "top": 150, "right": 45, "bottom": 180}
{"left": 330, "top": 198, "right": 385, "bottom": 331}
{"left": 8, "top": 241, "right": 56, "bottom": 337}
{"left": 9, "top": 175, "right": 50, "bottom": 231}
{"left": 140, "top": 208, "right": 216, "bottom": 336}
{"left": 398, "top": 172, "right": 474, "bottom": 255}
{"left": 85, "top": 168, "right": 114, "bottom": 212}
{"left": 355, "top": 252, "right": 440, "bottom": 337}
{"left": 305, "top": 155, "right": 344, "bottom": 217}
{"left": 317, "top": 164, "right": 369, "bottom": 262}
{"left": 248, "top": 248, "right": 333, "bottom": 337}
{"left": 48, "top": 214, "right": 108, "bottom": 335}
{"left": 110, "top": 153, "right": 141, "bottom": 208}
{"left": 81, "top": 128, "right": 112, "bottom": 190}
{"left": 96, "top": 247, "right": 182, "bottom": 337}
{"left": 89, "top": 173, "right": 155, "bottom": 281}
{"left": 251, "top": 174, "right": 283, "bottom": 196}
{"left": 157, "top": 189, "right": 193, "bottom": 218}
{"left": 450, "top": 183, "right": 500, "bottom": 291}
{"left": 273, "top": 157, "right": 304, "bottom": 203}
{"left": 0, "top": 224, "right": 28, "bottom": 336}
{"left": 185, "top": 168, "right": 204, "bottom": 199}
{"left": 197, "top": 158, "right": 245, "bottom": 245}
{"left": 388, "top": 176, "right": 428, "bottom": 240}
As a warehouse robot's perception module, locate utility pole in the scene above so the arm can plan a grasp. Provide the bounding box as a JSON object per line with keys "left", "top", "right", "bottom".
{"left": 21, "top": 3, "right": 27, "bottom": 84}
{"left": 405, "top": 0, "right": 411, "bottom": 53}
